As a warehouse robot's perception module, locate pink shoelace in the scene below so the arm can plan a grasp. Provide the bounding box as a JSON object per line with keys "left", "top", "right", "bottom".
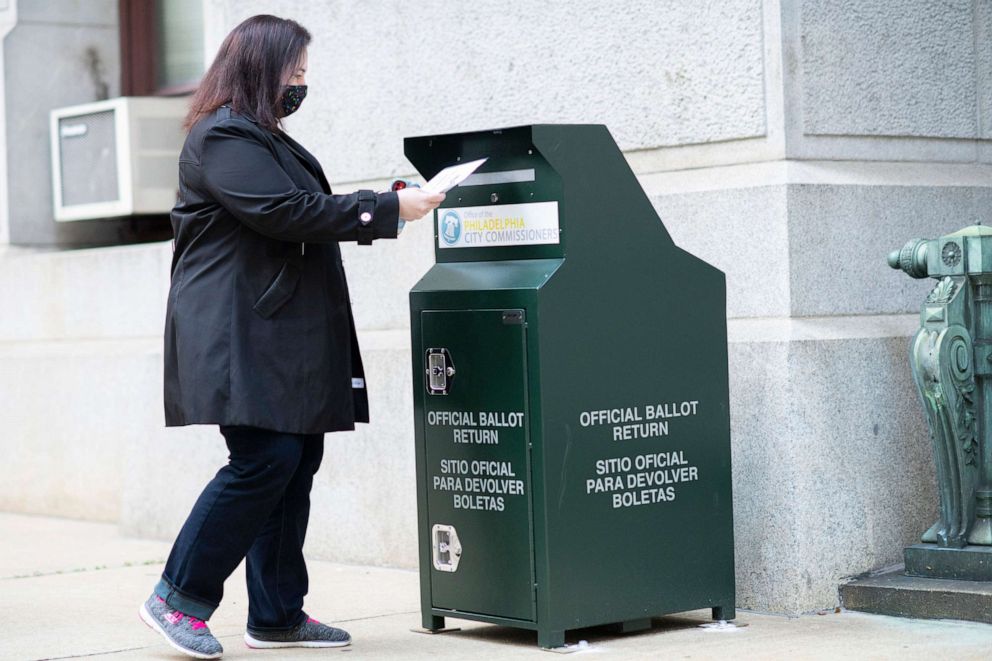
{"left": 157, "top": 596, "right": 208, "bottom": 630}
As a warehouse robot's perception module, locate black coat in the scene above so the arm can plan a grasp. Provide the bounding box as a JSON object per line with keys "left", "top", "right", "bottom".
{"left": 164, "top": 106, "right": 399, "bottom": 434}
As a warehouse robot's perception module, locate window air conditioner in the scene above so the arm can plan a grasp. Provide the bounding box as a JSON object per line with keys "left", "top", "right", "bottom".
{"left": 50, "top": 96, "right": 187, "bottom": 222}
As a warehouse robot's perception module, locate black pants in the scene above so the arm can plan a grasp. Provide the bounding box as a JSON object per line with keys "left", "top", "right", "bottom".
{"left": 154, "top": 426, "right": 324, "bottom": 630}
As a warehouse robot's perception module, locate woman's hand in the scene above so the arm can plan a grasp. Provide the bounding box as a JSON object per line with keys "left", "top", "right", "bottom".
{"left": 397, "top": 188, "right": 445, "bottom": 221}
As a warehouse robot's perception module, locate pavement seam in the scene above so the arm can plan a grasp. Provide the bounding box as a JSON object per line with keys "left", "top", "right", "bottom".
{"left": 28, "top": 611, "right": 421, "bottom": 660}
{"left": 333, "top": 609, "right": 420, "bottom": 624}
{"left": 3, "top": 560, "right": 165, "bottom": 581}
{"left": 30, "top": 645, "right": 150, "bottom": 660}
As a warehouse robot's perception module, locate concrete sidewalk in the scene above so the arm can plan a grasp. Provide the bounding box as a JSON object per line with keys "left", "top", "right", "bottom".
{"left": 1, "top": 512, "right": 990, "bottom": 660}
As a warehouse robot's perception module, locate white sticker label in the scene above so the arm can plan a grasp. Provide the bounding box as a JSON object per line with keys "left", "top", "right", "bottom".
{"left": 352, "top": 378, "right": 365, "bottom": 389}
{"left": 437, "top": 202, "right": 560, "bottom": 249}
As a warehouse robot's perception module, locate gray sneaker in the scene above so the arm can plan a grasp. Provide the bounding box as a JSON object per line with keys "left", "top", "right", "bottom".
{"left": 139, "top": 593, "right": 223, "bottom": 659}
{"left": 244, "top": 616, "right": 351, "bottom": 649}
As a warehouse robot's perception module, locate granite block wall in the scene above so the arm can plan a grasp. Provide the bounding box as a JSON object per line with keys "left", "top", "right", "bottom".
{"left": 3, "top": 0, "right": 123, "bottom": 246}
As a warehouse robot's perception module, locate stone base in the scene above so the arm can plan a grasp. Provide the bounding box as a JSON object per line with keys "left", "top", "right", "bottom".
{"left": 840, "top": 570, "right": 992, "bottom": 623}
{"left": 905, "top": 544, "right": 992, "bottom": 581}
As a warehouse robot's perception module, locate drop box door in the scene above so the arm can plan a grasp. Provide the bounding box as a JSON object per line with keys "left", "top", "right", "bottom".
{"left": 421, "top": 309, "right": 534, "bottom": 621}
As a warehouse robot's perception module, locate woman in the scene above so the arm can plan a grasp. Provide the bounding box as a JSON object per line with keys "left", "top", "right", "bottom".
{"left": 138, "top": 15, "right": 443, "bottom": 659}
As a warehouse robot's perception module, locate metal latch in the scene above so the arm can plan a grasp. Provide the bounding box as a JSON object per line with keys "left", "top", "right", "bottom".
{"left": 432, "top": 524, "right": 462, "bottom": 572}
{"left": 425, "top": 348, "right": 455, "bottom": 395}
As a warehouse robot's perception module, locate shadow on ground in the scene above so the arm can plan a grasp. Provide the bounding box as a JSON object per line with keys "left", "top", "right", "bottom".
{"left": 436, "top": 614, "right": 708, "bottom": 649}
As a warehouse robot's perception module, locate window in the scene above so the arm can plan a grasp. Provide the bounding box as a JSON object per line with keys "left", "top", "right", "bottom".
{"left": 120, "top": 0, "right": 204, "bottom": 96}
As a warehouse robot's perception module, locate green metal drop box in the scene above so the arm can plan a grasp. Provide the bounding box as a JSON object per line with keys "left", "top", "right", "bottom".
{"left": 407, "top": 125, "right": 734, "bottom": 649}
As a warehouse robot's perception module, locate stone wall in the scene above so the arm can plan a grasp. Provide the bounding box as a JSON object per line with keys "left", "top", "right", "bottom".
{"left": 0, "top": 0, "right": 14, "bottom": 245}
{"left": 2, "top": 0, "right": 125, "bottom": 246}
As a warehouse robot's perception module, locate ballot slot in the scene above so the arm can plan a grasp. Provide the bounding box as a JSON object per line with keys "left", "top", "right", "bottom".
{"left": 458, "top": 168, "right": 536, "bottom": 187}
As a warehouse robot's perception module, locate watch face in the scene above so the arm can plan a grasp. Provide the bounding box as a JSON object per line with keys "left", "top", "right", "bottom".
{"left": 942, "top": 241, "right": 962, "bottom": 267}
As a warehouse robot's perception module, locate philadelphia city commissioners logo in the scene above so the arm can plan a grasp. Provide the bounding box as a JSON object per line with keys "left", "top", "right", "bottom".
{"left": 440, "top": 210, "right": 462, "bottom": 246}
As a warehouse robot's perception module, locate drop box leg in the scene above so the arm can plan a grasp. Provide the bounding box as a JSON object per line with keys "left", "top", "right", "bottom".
{"left": 538, "top": 628, "right": 566, "bottom": 649}
{"left": 423, "top": 614, "right": 445, "bottom": 631}
{"left": 712, "top": 605, "right": 736, "bottom": 621}
{"left": 411, "top": 613, "right": 460, "bottom": 636}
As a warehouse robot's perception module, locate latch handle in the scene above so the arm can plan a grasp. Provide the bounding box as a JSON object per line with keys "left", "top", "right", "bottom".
{"left": 425, "top": 348, "right": 455, "bottom": 395}
{"left": 432, "top": 524, "right": 462, "bottom": 572}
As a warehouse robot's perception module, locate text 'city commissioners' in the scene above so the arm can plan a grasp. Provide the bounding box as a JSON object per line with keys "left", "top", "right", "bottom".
{"left": 464, "top": 228, "right": 560, "bottom": 246}
{"left": 459, "top": 210, "right": 557, "bottom": 244}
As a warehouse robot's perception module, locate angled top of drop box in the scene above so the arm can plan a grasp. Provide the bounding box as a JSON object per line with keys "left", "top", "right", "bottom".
{"left": 404, "top": 124, "right": 675, "bottom": 267}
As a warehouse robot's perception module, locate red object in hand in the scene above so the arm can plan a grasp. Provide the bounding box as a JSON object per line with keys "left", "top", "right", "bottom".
{"left": 390, "top": 179, "right": 420, "bottom": 192}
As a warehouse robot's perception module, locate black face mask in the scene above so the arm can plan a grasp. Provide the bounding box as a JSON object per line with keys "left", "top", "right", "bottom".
{"left": 281, "top": 85, "right": 307, "bottom": 117}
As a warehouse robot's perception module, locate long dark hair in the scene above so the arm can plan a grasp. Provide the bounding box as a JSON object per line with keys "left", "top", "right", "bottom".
{"left": 184, "top": 15, "right": 310, "bottom": 132}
